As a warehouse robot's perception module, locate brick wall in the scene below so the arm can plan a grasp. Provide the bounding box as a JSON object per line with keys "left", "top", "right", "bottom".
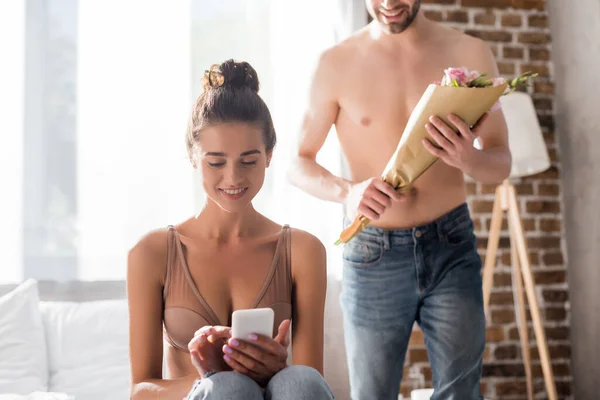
{"left": 399, "top": 1, "right": 571, "bottom": 399}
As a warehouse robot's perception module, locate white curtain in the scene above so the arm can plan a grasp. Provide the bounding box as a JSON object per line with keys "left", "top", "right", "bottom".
{"left": 0, "top": 0, "right": 26, "bottom": 283}
{"left": 0, "top": 0, "right": 363, "bottom": 283}
{"left": 77, "top": 0, "right": 194, "bottom": 280}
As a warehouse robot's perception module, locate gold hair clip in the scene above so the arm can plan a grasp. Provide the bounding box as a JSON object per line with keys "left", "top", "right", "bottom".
{"left": 203, "top": 64, "right": 224, "bottom": 88}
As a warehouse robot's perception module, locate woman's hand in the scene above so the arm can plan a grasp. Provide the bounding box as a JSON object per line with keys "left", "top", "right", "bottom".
{"left": 187, "top": 326, "right": 233, "bottom": 378}
{"left": 222, "top": 319, "right": 291, "bottom": 386}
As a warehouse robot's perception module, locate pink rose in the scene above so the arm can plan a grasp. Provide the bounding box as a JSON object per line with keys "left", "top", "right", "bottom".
{"left": 442, "top": 67, "right": 466, "bottom": 86}
{"left": 492, "top": 77, "right": 506, "bottom": 87}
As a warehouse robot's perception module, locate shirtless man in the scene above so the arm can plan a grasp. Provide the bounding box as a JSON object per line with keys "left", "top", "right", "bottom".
{"left": 288, "top": 1, "right": 511, "bottom": 399}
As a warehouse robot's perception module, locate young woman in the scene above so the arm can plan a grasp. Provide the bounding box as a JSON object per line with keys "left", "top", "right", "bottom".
{"left": 127, "top": 59, "right": 334, "bottom": 399}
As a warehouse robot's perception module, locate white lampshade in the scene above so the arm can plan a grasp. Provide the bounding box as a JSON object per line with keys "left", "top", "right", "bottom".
{"left": 499, "top": 92, "right": 550, "bottom": 178}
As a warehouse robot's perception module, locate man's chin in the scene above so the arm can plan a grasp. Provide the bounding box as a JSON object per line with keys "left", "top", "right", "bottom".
{"left": 382, "top": 21, "right": 409, "bottom": 34}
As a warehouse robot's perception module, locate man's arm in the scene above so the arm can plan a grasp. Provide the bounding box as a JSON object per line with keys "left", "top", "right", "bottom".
{"left": 287, "top": 49, "right": 351, "bottom": 204}
{"left": 462, "top": 39, "right": 512, "bottom": 183}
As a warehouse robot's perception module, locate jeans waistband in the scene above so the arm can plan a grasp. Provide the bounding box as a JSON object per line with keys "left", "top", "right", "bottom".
{"left": 346, "top": 203, "right": 473, "bottom": 245}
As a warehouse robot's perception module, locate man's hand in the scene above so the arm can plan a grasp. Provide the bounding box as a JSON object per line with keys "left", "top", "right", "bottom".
{"left": 345, "top": 177, "right": 405, "bottom": 221}
{"left": 222, "top": 320, "right": 291, "bottom": 387}
{"left": 423, "top": 113, "right": 489, "bottom": 172}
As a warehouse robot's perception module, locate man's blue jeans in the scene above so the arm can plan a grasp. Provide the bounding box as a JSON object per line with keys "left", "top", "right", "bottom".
{"left": 340, "top": 203, "right": 485, "bottom": 400}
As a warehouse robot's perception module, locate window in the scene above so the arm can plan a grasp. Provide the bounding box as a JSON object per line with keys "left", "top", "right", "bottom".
{"left": 0, "top": 0, "right": 365, "bottom": 283}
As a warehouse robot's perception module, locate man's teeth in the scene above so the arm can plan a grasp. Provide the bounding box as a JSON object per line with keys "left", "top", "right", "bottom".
{"left": 223, "top": 188, "right": 245, "bottom": 195}
{"left": 383, "top": 9, "right": 403, "bottom": 17}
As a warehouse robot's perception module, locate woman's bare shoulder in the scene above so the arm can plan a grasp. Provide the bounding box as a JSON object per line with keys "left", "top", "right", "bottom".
{"left": 127, "top": 227, "right": 171, "bottom": 282}
{"left": 289, "top": 227, "right": 327, "bottom": 275}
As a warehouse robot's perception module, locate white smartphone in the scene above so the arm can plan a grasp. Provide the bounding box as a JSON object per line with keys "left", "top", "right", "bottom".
{"left": 231, "top": 308, "right": 274, "bottom": 341}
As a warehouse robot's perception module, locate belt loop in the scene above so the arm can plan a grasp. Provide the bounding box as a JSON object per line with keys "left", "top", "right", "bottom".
{"left": 382, "top": 229, "right": 391, "bottom": 250}
{"left": 436, "top": 220, "right": 444, "bottom": 241}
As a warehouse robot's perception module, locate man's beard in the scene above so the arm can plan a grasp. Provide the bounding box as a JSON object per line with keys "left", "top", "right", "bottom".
{"left": 377, "top": 1, "right": 421, "bottom": 34}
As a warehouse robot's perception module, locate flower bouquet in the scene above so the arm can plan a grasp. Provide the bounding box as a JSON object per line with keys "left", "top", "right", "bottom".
{"left": 335, "top": 67, "right": 536, "bottom": 245}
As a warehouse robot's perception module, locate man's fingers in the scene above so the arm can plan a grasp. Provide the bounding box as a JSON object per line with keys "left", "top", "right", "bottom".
{"left": 422, "top": 139, "right": 445, "bottom": 158}
{"left": 367, "top": 185, "right": 392, "bottom": 208}
{"left": 372, "top": 179, "right": 402, "bottom": 202}
{"left": 425, "top": 123, "right": 453, "bottom": 149}
{"left": 358, "top": 204, "right": 380, "bottom": 220}
{"left": 448, "top": 113, "right": 475, "bottom": 139}
{"left": 472, "top": 112, "right": 489, "bottom": 132}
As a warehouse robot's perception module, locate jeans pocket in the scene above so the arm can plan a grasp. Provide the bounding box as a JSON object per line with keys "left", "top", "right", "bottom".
{"left": 342, "top": 235, "right": 383, "bottom": 267}
{"left": 444, "top": 218, "right": 475, "bottom": 247}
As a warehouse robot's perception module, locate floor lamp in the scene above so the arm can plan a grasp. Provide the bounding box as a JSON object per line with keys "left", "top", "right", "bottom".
{"left": 481, "top": 92, "right": 557, "bottom": 400}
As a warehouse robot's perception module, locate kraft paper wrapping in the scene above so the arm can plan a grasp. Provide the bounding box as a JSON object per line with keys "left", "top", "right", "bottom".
{"left": 336, "top": 83, "right": 508, "bottom": 245}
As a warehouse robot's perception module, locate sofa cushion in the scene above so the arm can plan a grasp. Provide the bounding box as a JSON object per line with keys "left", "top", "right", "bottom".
{"left": 0, "top": 279, "right": 48, "bottom": 394}
{"left": 39, "top": 299, "right": 130, "bottom": 400}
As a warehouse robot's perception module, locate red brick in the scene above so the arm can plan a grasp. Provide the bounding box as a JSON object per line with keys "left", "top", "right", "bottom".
{"left": 516, "top": 182, "right": 535, "bottom": 195}
{"left": 545, "top": 306, "right": 567, "bottom": 321}
{"left": 512, "top": 0, "right": 546, "bottom": 11}
{"left": 503, "top": 46, "right": 524, "bottom": 59}
{"left": 542, "top": 289, "right": 568, "bottom": 303}
{"left": 461, "top": 0, "right": 511, "bottom": 7}
{"left": 472, "top": 200, "right": 495, "bottom": 213}
{"left": 478, "top": 236, "right": 511, "bottom": 250}
{"left": 542, "top": 252, "right": 564, "bottom": 266}
{"left": 422, "top": 366, "right": 433, "bottom": 381}
{"left": 466, "top": 181, "right": 477, "bottom": 195}
{"left": 531, "top": 344, "right": 571, "bottom": 360}
{"left": 446, "top": 10, "right": 469, "bottom": 23}
{"left": 538, "top": 115, "right": 555, "bottom": 131}
{"left": 500, "top": 249, "right": 539, "bottom": 265}
{"left": 492, "top": 309, "right": 515, "bottom": 324}
{"left": 534, "top": 270, "right": 566, "bottom": 284}
{"left": 534, "top": 165, "right": 559, "bottom": 179}
{"left": 496, "top": 380, "right": 527, "bottom": 396}
{"left": 501, "top": 13, "right": 523, "bottom": 27}
{"left": 519, "top": 32, "right": 551, "bottom": 45}
{"left": 533, "top": 362, "right": 570, "bottom": 378}
{"left": 534, "top": 80, "right": 554, "bottom": 94}
{"left": 465, "top": 29, "right": 513, "bottom": 42}
{"left": 521, "top": 63, "right": 551, "bottom": 77}
{"left": 493, "top": 272, "right": 513, "bottom": 288}
{"left": 530, "top": 47, "right": 551, "bottom": 61}
{"left": 409, "top": 329, "right": 425, "bottom": 346}
{"left": 538, "top": 183, "right": 559, "bottom": 196}
{"left": 409, "top": 348, "right": 429, "bottom": 363}
{"left": 494, "top": 344, "right": 518, "bottom": 359}
{"left": 548, "top": 148, "right": 560, "bottom": 162}
{"left": 546, "top": 326, "right": 570, "bottom": 341}
{"left": 486, "top": 326, "right": 506, "bottom": 342}
{"left": 540, "top": 218, "right": 561, "bottom": 232}
{"left": 526, "top": 200, "right": 560, "bottom": 213}
{"left": 424, "top": 10, "right": 443, "bottom": 22}
{"left": 528, "top": 14, "right": 549, "bottom": 27}
{"left": 479, "top": 183, "right": 498, "bottom": 194}
{"left": 527, "top": 236, "right": 561, "bottom": 249}
{"left": 474, "top": 11, "right": 496, "bottom": 25}
{"left": 533, "top": 97, "right": 553, "bottom": 110}
{"left": 543, "top": 130, "right": 557, "bottom": 144}
{"left": 482, "top": 363, "right": 525, "bottom": 377}
{"left": 498, "top": 61, "right": 516, "bottom": 74}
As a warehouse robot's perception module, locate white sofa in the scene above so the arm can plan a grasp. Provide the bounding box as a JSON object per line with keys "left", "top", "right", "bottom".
{"left": 0, "top": 278, "right": 352, "bottom": 400}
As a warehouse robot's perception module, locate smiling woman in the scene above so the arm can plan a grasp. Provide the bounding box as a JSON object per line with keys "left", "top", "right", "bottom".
{"left": 126, "top": 59, "right": 334, "bottom": 400}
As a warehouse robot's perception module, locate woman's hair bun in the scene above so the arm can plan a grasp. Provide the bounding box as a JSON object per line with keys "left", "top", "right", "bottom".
{"left": 203, "top": 59, "right": 259, "bottom": 93}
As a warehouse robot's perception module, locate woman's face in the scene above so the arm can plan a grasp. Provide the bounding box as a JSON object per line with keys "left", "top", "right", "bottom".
{"left": 194, "top": 122, "right": 270, "bottom": 213}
